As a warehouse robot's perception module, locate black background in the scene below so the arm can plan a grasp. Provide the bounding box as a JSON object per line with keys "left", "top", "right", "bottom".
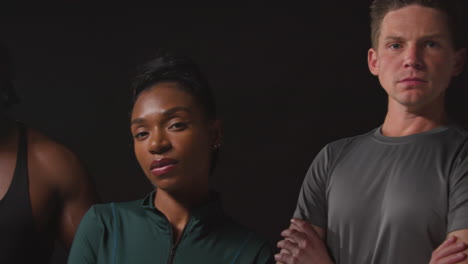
{"left": 1, "top": 4, "right": 467, "bottom": 263}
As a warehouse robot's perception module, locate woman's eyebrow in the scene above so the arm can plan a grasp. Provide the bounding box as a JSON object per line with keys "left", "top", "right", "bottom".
{"left": 130, "top": 118, "right": 145, "bottom": 125}
{"left": 130, "top": 107, "right": 191, "bottom": 125}
{"left": 162, "top": 106, "right": 191, "bottom": 117}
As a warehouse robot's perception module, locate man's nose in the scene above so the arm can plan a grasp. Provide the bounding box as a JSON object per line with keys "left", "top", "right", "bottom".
{"left": 403, "top": 44, "right": 424, "bottom": 70}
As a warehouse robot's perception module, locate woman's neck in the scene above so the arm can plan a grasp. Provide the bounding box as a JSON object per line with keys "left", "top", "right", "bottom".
{"left": 154, "top": 187, "right": 209, "bottom": 244}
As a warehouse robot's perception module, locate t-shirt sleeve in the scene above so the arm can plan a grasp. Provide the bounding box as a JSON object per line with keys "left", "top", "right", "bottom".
{"left": 447, "top": 143, "right": 468, "bottom": 232}
{"left": 293, "top": 145, "right": 331, "bottom": 229}
{"left": 68, "top": 206, "right": 103, "bottom": 264}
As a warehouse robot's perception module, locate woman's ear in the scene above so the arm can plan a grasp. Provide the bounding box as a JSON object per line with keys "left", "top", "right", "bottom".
{"left": 211, "top": 120, "right": 223, "bottom": 150}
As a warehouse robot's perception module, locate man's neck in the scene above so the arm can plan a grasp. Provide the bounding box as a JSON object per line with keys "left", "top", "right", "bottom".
{"left": 381, "top": 97, "right": 447, "bottom": 137}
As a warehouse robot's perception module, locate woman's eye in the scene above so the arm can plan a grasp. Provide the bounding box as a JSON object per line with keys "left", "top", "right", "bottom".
{"left": 134, "top": 131, "right": 149, "bottom": 139}
{"left": 169, "top": 122, "right": 187, "bottom": 131}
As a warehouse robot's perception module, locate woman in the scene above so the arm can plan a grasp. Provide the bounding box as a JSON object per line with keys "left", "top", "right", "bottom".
{"left": 68, "top": 54, "right": 273, "bottom": 263}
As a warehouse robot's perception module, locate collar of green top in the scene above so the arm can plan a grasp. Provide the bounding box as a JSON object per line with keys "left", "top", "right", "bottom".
{"left": 139, "top": 190, "right": 226, "bottom": 230}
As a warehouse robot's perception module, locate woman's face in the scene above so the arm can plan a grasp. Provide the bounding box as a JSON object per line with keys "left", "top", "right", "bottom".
{"left": 130, "top": 82, "right": 219, "bottom": 194}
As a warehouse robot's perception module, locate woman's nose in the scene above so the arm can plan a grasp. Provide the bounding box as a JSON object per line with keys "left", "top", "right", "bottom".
{"left": 148, "top": 131, "right": 172, "bottom": 154}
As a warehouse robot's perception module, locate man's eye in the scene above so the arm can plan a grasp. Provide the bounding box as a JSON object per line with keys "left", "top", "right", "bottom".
{"left": 425, "top": 41, "right": 438, "bottom": 48}
{"left": 389, "top": 43, "right": 401, "bottom": 49}
{"left": 169, "top": 122, "right": 187, "bottom": 130}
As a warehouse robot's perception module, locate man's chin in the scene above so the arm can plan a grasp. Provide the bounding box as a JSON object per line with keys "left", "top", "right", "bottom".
{"left": 391, "top": 93, "right": 431, "bottom": 107}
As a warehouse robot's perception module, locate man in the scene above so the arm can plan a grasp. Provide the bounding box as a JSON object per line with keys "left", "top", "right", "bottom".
{"left": 275, "top": 1, "right": 468, "bottom": 263}
{"left": 0, "top": 47, "right": 98, "bottom": 263}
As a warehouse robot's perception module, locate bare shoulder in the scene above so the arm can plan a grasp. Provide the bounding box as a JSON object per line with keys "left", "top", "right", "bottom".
{"left": 26, "top": 127, "right": 88, "bottom": 192}
{"left": 25, "top": 127, "right": 98, "bottom": 248}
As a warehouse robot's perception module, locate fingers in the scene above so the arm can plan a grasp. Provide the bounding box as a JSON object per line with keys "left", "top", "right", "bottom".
{"left": 290, "top": 218, "right": 320, "bottom": 241}
{"left": 277, "top": 239, "right": 299, "bottom": 255}
{"left": 431, "top": 236, "right": 468, "bottom": 264}
{"left": 280, "top": 248, "right": 291, "bottom": 255}
{"left": 276, "top": 236, "right": 311, "bottom": 264}
{"left": 434, "top": 236, "right": 458, "bottom": 252}
{"left": 435, "top": 242, "right": 467, "bottom": 260}
{"left": 290, "top": 218, "right": 313, "bottom": 232}
{"left": 281, "top": 228, "right": 309, "bottom": 249}
{"left": 436, "top": 252, "right": 466, "bottom": 264}
{"left": 274, "top": 251, "right": 298, "bottom": 264}
{"left": 274, "top": 250, "right": 290, "bottom": 264}
{"left": 276, "top": 229, "right": 306, "bottom": 264}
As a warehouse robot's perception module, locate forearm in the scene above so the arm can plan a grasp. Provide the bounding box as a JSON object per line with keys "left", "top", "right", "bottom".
{"left": 275, "top": 219, "right": 335, "bottom": 264}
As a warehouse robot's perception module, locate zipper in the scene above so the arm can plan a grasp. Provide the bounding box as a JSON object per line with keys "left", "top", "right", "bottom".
{"left": 166, "top": 217, "right": 192, "bottom": 264}
{"left": 167, "top": 244, "right": 177, "bottom": 264}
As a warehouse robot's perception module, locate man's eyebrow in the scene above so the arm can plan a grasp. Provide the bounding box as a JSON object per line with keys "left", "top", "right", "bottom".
{"left": 384, "top": 36, "right": 404, "bottom": 41}
{"left": 421, "top": 34, "right": 446, "bottom": 40}
{"left": 130, "top": 107, "right": 192, "bottom": 125}
{"left": 384, "top": 34, "right": 446, "bottom": 41}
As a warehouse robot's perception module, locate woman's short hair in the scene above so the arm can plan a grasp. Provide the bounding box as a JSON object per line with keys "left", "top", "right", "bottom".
{"left": 131, "top": 52, "right": 216, "bottom": 121}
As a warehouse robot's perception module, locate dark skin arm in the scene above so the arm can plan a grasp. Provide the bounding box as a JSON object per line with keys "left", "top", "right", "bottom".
{"left": 28, "top": 129, "right": 99, "bottom": 250}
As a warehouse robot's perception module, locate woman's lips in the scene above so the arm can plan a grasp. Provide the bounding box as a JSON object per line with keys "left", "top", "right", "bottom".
{"left": 151, "top": 164, "right": 177, "bottom": 176}
{"left": 150, "top": 158, "right": 178, "bottom": 177}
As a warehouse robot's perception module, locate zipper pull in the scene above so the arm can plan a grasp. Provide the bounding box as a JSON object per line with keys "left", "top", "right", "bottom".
{"left": 167, "top": 245, "right": 177, "bottom": 264}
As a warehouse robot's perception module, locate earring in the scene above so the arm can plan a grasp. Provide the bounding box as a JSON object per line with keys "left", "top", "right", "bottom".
{"left": 213, "top": 140, "right": 223, "bottom": 150}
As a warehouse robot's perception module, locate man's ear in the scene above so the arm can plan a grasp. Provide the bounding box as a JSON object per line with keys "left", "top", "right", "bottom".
{"left": 452, "top": 48, "right": 466, "bottom": 77}
{"left": 368, "top": 48, "right": 379, "bottom": 76}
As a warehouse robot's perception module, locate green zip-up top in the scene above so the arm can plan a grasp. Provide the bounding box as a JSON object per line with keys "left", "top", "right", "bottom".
{"left": 68, "top": 191, "right": 273, "bottom": 264}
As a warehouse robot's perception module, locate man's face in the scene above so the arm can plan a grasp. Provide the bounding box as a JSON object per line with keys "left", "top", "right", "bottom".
{"left": 368, "top": 5, "right": 465, "bottom": 109}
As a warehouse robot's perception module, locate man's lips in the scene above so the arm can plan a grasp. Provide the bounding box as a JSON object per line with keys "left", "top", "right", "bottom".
{"left": 150, "top": 158, "right": 179, "bottom": 176}
{"left": 398, "top": 77, "right": 427, "bottom": 84}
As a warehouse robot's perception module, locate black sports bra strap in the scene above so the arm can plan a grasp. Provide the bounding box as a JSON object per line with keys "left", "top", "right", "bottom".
{"left": 14, "top": 122, "right": 28, "bottom": 181}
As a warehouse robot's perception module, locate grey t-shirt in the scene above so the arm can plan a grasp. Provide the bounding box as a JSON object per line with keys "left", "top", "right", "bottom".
{"left": 294, "top": 126, "right": 468, "bottom": 264}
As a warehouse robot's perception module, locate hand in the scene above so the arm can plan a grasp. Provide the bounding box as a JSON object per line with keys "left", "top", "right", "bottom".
{"left": 430, "top": 236, "right": 467, "bottom": 264}
{"left": 275, "top": 218, "right": 334, "bottom": 264}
